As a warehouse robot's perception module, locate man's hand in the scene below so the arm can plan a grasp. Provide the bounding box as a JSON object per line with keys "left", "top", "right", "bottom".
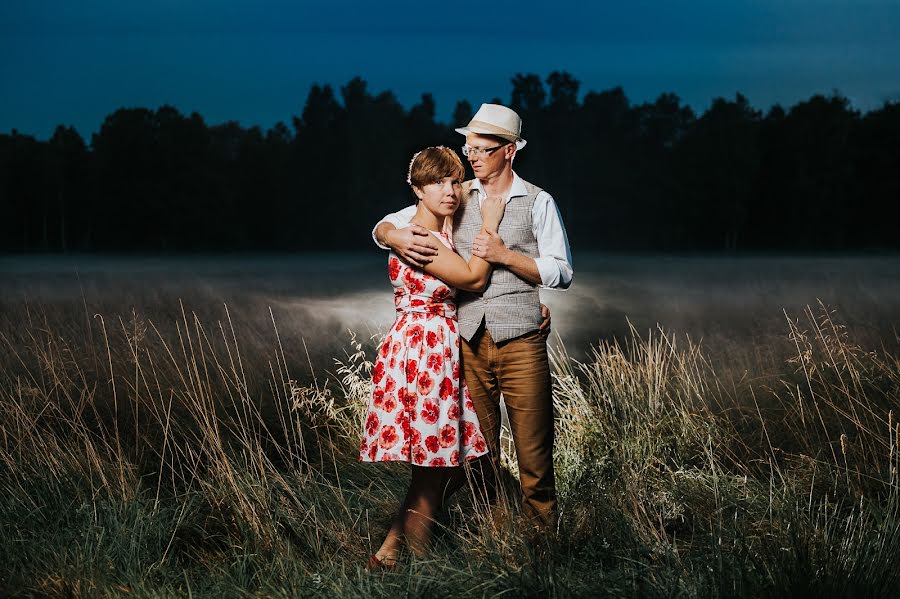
{"left": 480, "top": 196, "right": 506, "bottom": 232}
{"left": 385, "top": 225, "right": 440, "bottom": 267}
{"left": 539, "top": 303, "right": 551, "bottom": 334}
{"left": 472, "top": 229, "right": 508, "bottom": 264}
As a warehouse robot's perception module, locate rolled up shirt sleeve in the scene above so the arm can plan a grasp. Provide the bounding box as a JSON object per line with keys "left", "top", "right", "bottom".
{"left": 532, "top": 192, "right": 574, "bottom": 289}
{"left": 371, "top": 205, "right": 417, "bottom": 250}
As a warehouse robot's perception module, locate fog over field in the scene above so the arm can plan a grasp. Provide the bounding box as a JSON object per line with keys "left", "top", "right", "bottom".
{"left": 2, "top": 252, "right": 900, "bottom": 596}
{"left": 2, "top": 253, "right": 898, "bottom": 384}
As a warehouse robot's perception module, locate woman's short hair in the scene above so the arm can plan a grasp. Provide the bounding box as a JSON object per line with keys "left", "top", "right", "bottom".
{"left": 407, "top": 146, "right": 465, "bottom": 189}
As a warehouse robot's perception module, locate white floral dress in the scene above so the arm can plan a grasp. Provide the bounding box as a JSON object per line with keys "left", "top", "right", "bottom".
{"left": 360, "top": 231, "right": 488, "bottom": 467}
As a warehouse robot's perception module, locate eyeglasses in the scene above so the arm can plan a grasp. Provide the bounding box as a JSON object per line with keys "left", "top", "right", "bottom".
{"left": 461, "top": 143, "right": 508, "bottom": 158}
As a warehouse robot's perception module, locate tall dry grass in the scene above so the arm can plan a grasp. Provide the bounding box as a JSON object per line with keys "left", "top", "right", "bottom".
{"left": 0, "top": 300, "right": 898, "bottom": 597}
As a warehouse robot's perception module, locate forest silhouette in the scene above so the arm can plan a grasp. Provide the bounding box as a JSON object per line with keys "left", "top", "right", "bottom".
{"left": 2, "top": 71, "right": 898, "bottom": 253}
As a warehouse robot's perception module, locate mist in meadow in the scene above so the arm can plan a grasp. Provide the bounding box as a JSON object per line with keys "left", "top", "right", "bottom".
{"left": 2, "top": 253, "right": 897, "bottom": 387}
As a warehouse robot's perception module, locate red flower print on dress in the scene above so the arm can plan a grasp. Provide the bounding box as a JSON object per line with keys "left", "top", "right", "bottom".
{"left": 452, "top": 363, "right": 459, "bottom": 379}
{"left": 372, "top": 388, "right": 385, "bottom": 409}
{"left": 463, "top": 421, "right": 478, "bottom": 444}
{"left": 399, "top": 388, "right": 417, "bottom": 412}
{"left": 405, "top": 359, "right": 418, "bottom": 383}
{"left": 427, "top": 353, "right": 444, "bottom": 373}
{"left": 372, "top": 361, "right": 385, "bottom": 385}
{"left": 391, "top": 341, "right": 401, "bottom": 356}
{"left": 450, "top": 450, "right": 460, "bottom": 466}
{"left": 389, "top": 257, "right": 401, "bottom": 281}
{"left": 424, "top": 435, "right": 440, "bottom": 453}
{"left": 379, "top": 341, "right": 390, "bottom": 359}
{"left": 368, "top": 443, "right": 378, "bottom": 461}
{"left": 433, "top": 285, "right": 451, "bottom": 301}
{"left": 365, "top": 413, "right": 380, "bottom": 437}
{"left": 430, "top": 457, "right": 447, "bottom": 467}
{"left": 421, "top": 399, "right": 439, "bottom": 425}
{"left": 410, "top": 298, "right": 425, "bottom": 308}
{"left": 406, "top": 324, "right": 424, "bottom": 348}
{"left": 408, "top": 427, "right": 421, "bottom": 447}
{"left": 472, "top": 434, "right": 487, "bottom": 453}
{"left": 439, "top": 424, "right": 457, "bottom": 448}
{"left": 384, "top": 376, "right": 395, "bottom": 394}
{"left": 379, "top": 425, "right": 399, "bottom": 450}
{"left": 426, "top": 327, "right": 445, "bottom": 348}
{"left": 439, "top": 377, "right": 453, "bottom": 401}
{"left": 447, "top": 403, "right": 460, "bottom": 421}
{"left": 417, "top": 371, "right": 434, "bottom": 395}
{"left": 412, "top": 445, "right": 427, "bottom": 464}
{"left": 403, "top": 269, "right": 426, "bottom": 294}
{"left": 382, "top": 393, "right": 397, "bottom": 413}
{"left": 444, "top": 346, "right": 453, "bottom": 360}
{"left": 394, "top": 411, "right": 410, "bottom": 436}
{"left": 447, "top": 319, "right": 456, "bottom": 333}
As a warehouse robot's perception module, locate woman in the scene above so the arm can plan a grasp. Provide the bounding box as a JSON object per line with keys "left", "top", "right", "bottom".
{"left": 360, "top": 146, "right": 503, "bottom": 568}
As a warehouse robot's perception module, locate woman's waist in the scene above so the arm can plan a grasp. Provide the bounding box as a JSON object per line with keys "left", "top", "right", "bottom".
{"left": 393, "top": 292, "right": 457, "bottom": 317}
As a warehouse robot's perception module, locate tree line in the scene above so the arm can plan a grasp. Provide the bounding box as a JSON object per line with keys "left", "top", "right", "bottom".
{"left": 1, "top": 72, "right": 898, "bottom": 253}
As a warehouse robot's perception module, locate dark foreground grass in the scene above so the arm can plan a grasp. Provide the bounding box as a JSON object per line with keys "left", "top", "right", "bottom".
{"left": 0, "top": 302, "right": 898, "bottom": 597}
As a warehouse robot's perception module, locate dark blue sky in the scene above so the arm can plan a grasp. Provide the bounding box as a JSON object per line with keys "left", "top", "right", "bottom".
{"left": 2, "top": 0, "right": 899, "bottom": 139}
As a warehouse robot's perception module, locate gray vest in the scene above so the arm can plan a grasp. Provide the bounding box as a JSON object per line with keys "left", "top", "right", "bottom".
{"left": 453, "top": 179, "right": 543, "bottom": 343}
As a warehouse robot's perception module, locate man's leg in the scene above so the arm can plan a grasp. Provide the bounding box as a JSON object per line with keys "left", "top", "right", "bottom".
{"left": 496, "top": 330, "right": 557, "bottom": 528}
{"left": 456, "top": 327, "right": 504, "bottom": 506}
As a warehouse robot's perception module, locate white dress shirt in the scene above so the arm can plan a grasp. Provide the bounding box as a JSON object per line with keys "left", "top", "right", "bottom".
{"left": 372, "top": 172, "right": 573, "bottom": 289}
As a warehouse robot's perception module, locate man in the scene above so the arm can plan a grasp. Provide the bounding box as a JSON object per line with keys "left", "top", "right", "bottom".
{"left": 373, "top": 103, "right": 573, "bottom": 528}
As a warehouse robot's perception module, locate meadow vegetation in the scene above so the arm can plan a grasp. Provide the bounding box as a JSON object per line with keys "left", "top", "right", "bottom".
{"left": 0, "top": 301, "right": 898, "bottom": 597}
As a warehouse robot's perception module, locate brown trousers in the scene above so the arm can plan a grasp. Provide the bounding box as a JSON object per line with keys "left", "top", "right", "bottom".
{"left": 460, "top": 327, "right": 557, "bottom": 527}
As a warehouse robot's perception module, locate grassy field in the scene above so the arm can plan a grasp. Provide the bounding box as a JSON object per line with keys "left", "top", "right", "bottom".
{"left": 0, "top": 300, "right": 898, "bottom": 597}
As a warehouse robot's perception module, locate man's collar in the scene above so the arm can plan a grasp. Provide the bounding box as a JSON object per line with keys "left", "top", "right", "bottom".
{"left": 470, "top": 171, "right": 527, "bottom": 200}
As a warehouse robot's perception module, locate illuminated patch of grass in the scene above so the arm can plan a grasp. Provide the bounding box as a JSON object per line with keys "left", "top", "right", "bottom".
{"left": 0, "top": 302, "right": 897, "bottom": 597}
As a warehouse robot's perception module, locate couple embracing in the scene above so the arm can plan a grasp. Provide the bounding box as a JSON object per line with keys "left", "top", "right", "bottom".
{"left": 359, "top": 103, "right": 573, "bottom": 568}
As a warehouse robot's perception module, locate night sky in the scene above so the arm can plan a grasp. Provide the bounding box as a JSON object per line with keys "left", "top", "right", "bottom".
{"left": 2, "top": 0, "right": 899, "bottom": 139}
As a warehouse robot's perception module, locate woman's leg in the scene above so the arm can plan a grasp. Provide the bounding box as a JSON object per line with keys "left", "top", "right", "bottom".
{"left": 402, "top": 465, "right": 447, "bottom": 554}
{"left": 374, "top": 514, "right": 405, "bottom": 565}
{"left": 375, "top": 465, "right": 448, "bottom": 562}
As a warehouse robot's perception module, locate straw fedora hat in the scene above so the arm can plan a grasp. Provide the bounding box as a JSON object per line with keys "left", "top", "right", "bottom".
{"left": 455, "top": 103, "right": 527, "bottom": 150}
